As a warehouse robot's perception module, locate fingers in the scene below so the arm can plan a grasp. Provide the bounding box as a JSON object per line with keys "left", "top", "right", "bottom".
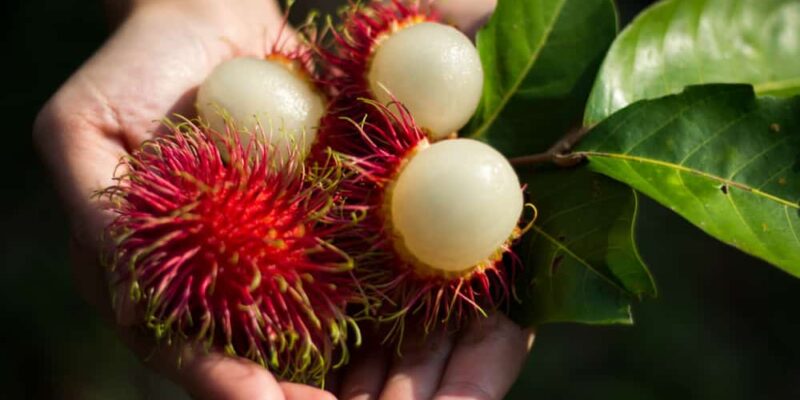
{"left": 342, "top": 313, "right": 532, "bottom": 400}
{"left": 378, "top": 330, "right": 454, "bottom": 400}
{"left": 339, "top": 341, "right": 391, "bottom": 400}
{"left": 433, "top": 313, "right": 534, "bottom": 400}
{"left": 175, "top": 353, "right": 284, "bottom": 400}
{"left": 427, "top": 0, "right": 497, "bottom": 37}
{"left": 118, "top": 328, "right": 289, "bottom": 400}
{"left": 280, "top": 382, "right": 337, "bottom": 400}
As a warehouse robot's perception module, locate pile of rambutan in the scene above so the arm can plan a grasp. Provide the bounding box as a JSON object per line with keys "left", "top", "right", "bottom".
{"left": 101, "top": 0, "right": 532, "bottom": 385}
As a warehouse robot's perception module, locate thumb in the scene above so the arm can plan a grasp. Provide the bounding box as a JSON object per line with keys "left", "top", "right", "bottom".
{"left": 118, "top": 328, "right": 287, "bottom": 400}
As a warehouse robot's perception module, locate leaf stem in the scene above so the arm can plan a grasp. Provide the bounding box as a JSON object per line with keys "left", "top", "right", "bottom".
{"left": 509, "top": 125, "right": 590, "bottom": 167}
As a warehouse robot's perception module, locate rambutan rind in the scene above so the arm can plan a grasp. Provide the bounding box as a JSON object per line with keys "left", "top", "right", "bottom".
{"left": 319, "top": 0, "right": 435, "bottom": 99}
{"left": 309, "top": 0, "right": 437, "bottom": 160}
{"left": 326, "top": 101, "right": 526, "bottom": 340}
{"left": 101, "top": 120, "right": 361, "bottom": 384}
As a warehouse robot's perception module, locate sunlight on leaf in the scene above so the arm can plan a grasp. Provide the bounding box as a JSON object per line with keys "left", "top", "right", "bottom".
{"left": 585, "top": 0, "right": 800, "bottom": 124}
{"left": 467, "top": 0, "right": 617, "bottom": 156}
{"left": 579, "top": 84, "right": 800, "bottom": 276}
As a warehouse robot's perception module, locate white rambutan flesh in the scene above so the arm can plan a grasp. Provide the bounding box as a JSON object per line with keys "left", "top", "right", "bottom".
{"left": 196, "top": 57, "right": 325, "bottom": 159}
{"left": 389, "top": 139, "right": 523, "bottom": 273}
{"left": 368, "top": 22, "right": 484, "bottom": 140}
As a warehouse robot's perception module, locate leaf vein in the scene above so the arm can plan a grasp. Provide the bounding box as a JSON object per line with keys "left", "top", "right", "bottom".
{"left": 785, "top": 206, "right": 800, "bottom": 247}
{"left": 727, "top": 134, "right": 790, "bottom": 180}
{"left": 531, "top": 225, "right": 626, "bottom": 293}
{"left": 725, "top": 193, "right": 770, "bottom": 255}
{"left": 471, "top": 0, "right": 568, "bottom": 138}
{"left": 677, "top": 107, "right": 756, "bottom": 166}
{"left": 756, "top": 163, "right": 793, "bottom": 191}
{"left": 583, "top": 152, "right": 800, "bottom": 209}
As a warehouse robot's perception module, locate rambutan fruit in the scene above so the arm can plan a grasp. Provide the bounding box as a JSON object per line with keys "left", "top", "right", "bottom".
{"left": 321, "top": 0, "right": 483, "bottom": 141}
{"left": 329, "top": 101, "right": 527, "bottom": 337}
{"left": 196, "top": 37, "right": 325, "bottom": 160}
{"left": 101, "top": 121, "right": 360, "bottom": 384}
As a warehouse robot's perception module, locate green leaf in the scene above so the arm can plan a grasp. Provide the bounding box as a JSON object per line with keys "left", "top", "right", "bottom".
{"left": 513, "top": 168, "right": 655, "bottom": 326}
{"left": 585, "top": 0, "right": 800, "bottom": 125}
{"left": 578, "top": 84, "right": 800, "bottom": 276}
{"left": 469, "top": 0, "right": 655, "bottom": 325}
{"left": 467, "top": 0, "right": 618, "bottom": 156}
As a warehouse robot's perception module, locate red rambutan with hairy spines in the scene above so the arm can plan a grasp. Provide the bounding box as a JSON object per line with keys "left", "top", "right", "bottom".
{"left": 102, "top": 121, "right": 361, "bottom": 384}
{"left": 266, "top": 10, "right": 330, "bottom": 86}
{"left": 313, "top": 0, "right": 483, "bottom": 147}
{"left": 308, "top": 0, "right": 436, "bottom": 160}
{"left": 326, "top": 100, "right": 529, "bottom": 340}
{"left": 319, "top": 0, "right": 434, "bottom": 98}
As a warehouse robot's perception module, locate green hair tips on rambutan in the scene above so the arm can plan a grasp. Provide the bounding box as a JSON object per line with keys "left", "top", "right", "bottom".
{"left": 101, "top": 119, "right": 362, "bottom": 384}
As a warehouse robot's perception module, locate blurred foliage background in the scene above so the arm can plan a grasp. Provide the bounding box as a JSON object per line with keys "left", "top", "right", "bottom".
{"left": 2, "top": 0, "right": 798, "bottom": 398}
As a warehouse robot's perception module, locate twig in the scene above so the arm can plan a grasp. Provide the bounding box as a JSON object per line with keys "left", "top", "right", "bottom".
{"left": 509, "top": 125, "right": 590, "bottom": 168}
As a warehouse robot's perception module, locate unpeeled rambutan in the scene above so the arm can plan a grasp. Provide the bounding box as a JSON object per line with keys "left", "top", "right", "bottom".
{"left": 327, "top": 101, "right": 528, "bottom": 338}
{"left": 102, "top": 121, "right": 360, "bottom": 384}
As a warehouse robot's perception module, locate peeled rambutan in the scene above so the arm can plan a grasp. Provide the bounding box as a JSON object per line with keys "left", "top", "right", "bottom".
{"left": 196, "top": 28, "right": 326, "bottom": 161}
{"left": 327, "top": 101, "right": 528, "bottom": 337}
{"left": 101, "top": 121, "right": 360, "bottom": 384}
{"left": 319, "top": 0, "right": 483, "bottom": 141}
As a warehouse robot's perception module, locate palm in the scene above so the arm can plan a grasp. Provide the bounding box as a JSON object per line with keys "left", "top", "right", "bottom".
{"left": 35, "top": 4, "right": 331, "bottom": 400}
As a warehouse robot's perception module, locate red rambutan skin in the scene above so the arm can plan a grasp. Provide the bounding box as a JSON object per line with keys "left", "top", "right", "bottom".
{"left": 267, "top": 15, "right": 321, "bottom": 83}
{"left": 307, "top": 1, "right": 520, "bottom": 341}
{"left": 321, "top": 0, "right": 435, "bottom": 99}
{"left": 310, "top": 0, "right": 438, "bottom": 160}
{"left": 102, "top": 121, "right": 360, "bottom": 384}
{"left": 326, "top": 101, "right": 521, "bottom": 340}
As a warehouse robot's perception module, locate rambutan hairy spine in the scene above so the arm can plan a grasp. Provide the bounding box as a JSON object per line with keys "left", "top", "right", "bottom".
{"left": 100, "top": 120, "right": 362, "bottom": 384}
{"left": 324, "top": 100, "right": 531, "bottom": 341}
{"left": 315, "top": 0, "right": 482, "bottom": 141}
{"left": 196, "top": 16, "right": 327, "bottom": 162}
{"left": 309, "top": 0, "right": 435, "bottom": 159}
{"left": 318, "top": 0, "right": 433, "bottom": 98}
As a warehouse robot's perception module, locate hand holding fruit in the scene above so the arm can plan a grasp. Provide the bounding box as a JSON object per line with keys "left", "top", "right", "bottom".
{"left": 34, "top": 0, "right": 533, "bottom": 399}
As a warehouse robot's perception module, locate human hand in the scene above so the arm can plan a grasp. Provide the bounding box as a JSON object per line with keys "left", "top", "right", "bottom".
{"left": 428, "top": 0, "right": 497, "bottom": 37}
{"left": 34, "top": 1, "right": 335, "bottom": 398}
{"left": 327, "top": 5, "right": 536, "bottom": 396}
{"left": 34, "top": 0, "right": 528, "bottom": 398}
{"left": 335, "top": 313, "right": 534, "bottom": 400}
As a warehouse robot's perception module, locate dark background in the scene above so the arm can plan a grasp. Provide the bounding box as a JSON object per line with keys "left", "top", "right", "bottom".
{"left": 2, "top": 0, "right": 798, "bottom": 398}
